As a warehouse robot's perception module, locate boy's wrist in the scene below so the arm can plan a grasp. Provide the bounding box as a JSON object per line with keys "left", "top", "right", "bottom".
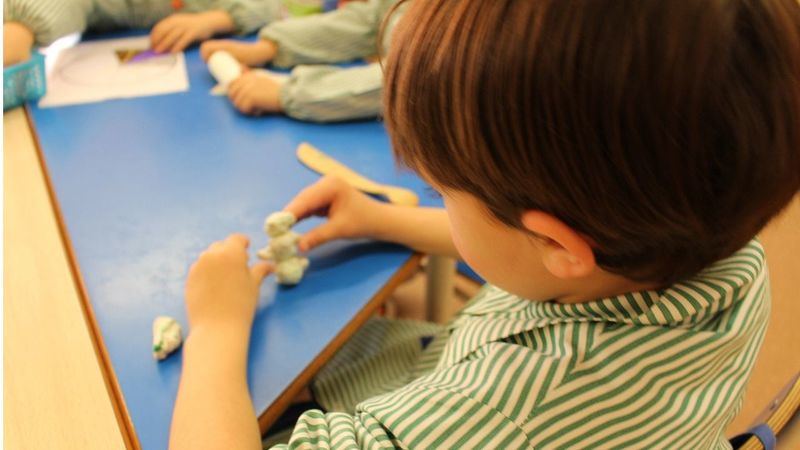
{"left": 187, "top": 320, "right": 252, "bottom": 349}
{"left": 255, "top": 39, "right": 278, "bottom": 62}
{"left": 366, "top": 201, "right": 402, "bottom": 242}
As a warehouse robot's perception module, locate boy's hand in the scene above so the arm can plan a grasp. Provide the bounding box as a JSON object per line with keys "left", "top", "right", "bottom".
{"left": 227, "top": 71, "right": 283, "bottom": 115}
{"left": 4, "top": 22, "right": 34, "bottom": 67}
{"left": 200, "top": 39, "right": 277, "bottom": 67}
{"left": 150, "top": 10, "right": 234, "bottom": 54}
{"left": 284, "top": 176, "right": 387, "bottom": 251}
{"left": 185, "top": 234, "right": 272, "bottom": 332}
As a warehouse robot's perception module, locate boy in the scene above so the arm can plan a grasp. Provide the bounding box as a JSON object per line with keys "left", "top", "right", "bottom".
{"left": 170, "top": 0, "right": 800, "bottom": 448}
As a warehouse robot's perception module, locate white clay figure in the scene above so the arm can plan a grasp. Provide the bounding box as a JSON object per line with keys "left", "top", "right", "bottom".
{"left": 257, "top": 211, "right": 309, "bottom": 285}
{"left": 264, "top": 211, "right": 296, "bottom": 237}
{"left": 152, "top": 316, "right": 182, "bottom": 360}
{"left": 276, "top": 257, "right": 310, "bottom": 285}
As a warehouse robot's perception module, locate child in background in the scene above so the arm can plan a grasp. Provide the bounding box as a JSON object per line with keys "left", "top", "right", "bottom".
{"left": 171, "top": 0, "right": 800, "bottom": 449}
{"left": 2, "top": 0, "right": 327, "bottom": 67}
{"left": 199, "top": 0, "right": 399, "bottom": 121}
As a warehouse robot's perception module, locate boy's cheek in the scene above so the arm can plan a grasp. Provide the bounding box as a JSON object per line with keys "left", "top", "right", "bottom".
{"left": 449, "top": 219, "right": 500, "bottom": 284}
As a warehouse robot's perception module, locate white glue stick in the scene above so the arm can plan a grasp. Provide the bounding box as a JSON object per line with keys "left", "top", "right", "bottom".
{"left": 208, "top": 51, "right": 242, "bottom": 87}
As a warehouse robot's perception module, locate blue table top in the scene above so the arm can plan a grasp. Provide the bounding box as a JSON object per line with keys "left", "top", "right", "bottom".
{"left": 28, "top": 39, "right": 438, "bottom": 449}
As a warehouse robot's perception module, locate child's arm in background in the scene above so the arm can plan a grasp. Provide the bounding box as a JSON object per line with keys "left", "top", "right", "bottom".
{"left": 257, "top": 0, "right": 395, "bottom": 67}
{"left": 222, "top": 62, "right": 383, "bottom": 121}
{"left": 152, "top": 0, "right": 282, "bottom": 54}
{"left": 214, "top": 0, "right": 282, "bottom": 37}
{"left": 4, "top": 21, "right": 34, "bottom": 66}
{"left": 199, "top": 0, "right": 397, "bottom": 120}
{"left": 169, "top": 234, "right": 272, "bottom": 450}
{"left": 200, "top": 0, "right": 397, "bottom": 68}
{"left": 4, "top": 0, "right": 93, "bottom": 64}
{"left": 285, "top": 176, "right": 460, "bottom": 258}
{"left": 150, "top": 10, "right": 236, "bottom": 54}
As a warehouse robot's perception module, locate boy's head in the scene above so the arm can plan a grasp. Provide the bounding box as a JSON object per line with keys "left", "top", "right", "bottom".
{"left": 384, "top": 0, "right": 800, "bottom": 298}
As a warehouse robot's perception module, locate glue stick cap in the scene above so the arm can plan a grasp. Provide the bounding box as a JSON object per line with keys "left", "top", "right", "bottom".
{"left": 208, "top": 51, "right": 242, "bottom": 86}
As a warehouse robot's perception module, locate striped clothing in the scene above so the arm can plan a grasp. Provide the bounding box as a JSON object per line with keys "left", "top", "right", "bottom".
{"left": 4, "top": 0, "right": 286, "bottom": 47}
{"left": 270, "top": 240, "right": 770, "bottom": 449}
{"left": 258, "top": 0, "right": 402, "bottom": 122}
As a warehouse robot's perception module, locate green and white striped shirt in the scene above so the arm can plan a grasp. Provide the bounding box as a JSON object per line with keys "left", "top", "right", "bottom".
{"left": 4, "top": 0, "right": 285, "bottom": 47}
{"left": 258, "top": 0, "right": 402, "bottom": 122}
{"left": 272, "top": 240, "right": 770, "bottom": 449}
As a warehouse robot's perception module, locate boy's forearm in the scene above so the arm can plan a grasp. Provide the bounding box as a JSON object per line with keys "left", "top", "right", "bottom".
{"left": 370, "top": 203, "right": 460, "bottom": 258}
{"left": 169, "top": 325, "right": 261, "bottom": 450}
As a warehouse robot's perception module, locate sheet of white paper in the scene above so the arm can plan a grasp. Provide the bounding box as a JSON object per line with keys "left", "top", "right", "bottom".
{"left": 39, "top": 36, "right": 189, "bottom": 108}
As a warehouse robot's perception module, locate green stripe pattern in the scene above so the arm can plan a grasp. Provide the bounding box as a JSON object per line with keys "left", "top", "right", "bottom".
{"left": 270, "top": 240, "right": 769, "bottom": 449}
{"left": 258, "top": 0, "right": 402, "bottom": 122}
{"left": 4, "top": 0, "right": 281, "bottom": 46}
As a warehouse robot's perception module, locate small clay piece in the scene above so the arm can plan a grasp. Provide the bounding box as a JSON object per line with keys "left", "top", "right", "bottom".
{"left": 275, "top": 257, "right": 310, "bottom": 285}
{"left": 152, "top": 316, "right": 182, "bottom": 360}
{"left": 264, "top": 211, "right": 296, "bottom": 237}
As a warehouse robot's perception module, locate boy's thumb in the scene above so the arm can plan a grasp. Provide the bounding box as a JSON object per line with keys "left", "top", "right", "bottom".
{"left": 250, "top": 261, "right": 273, "bottom": 283}
{"left": 299, "top": 223, "right": 336, "bottom": 252}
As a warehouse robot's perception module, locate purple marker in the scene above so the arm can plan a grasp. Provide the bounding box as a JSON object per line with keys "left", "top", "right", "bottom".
{"left": 128, "top": 49, "right": 160, "bottom": 63}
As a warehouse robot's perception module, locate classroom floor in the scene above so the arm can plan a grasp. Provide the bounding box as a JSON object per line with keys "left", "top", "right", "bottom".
{"left": 386, "top": 197, "right": 800, "bottom": 442}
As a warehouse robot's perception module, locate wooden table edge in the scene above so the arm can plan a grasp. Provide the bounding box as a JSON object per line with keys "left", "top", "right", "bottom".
{"left": 24, "top": 105, "right": 424, "bottom": 447}
{"left": 24, "top": 106, "right": 141, "bottom": 449}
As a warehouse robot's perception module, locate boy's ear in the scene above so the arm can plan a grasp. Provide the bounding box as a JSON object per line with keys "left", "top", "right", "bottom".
{"left": 520, "top": 210, "right": 596, "bottom": 279}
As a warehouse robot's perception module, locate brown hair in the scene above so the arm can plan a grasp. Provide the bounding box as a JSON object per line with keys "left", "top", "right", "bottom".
{"left": 384, "top": 0, "right": 800, "bottom": 285}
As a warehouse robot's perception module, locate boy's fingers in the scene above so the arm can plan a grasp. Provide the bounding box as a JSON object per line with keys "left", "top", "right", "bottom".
{"left": 199, "top": 42, "right": 210, "bottom": 60}
{"left": 234, "top": 87, "right": 254, "bottom": 111}
{"left": 232, "top": 90, "right": 247, "bottom": 108}
{"left": 284, "top": 179, "right": 338, "bottom": 221}
{"left": 224, "top": 233, "right": 250, "bottom": 248}
{"left": 150, "top": 19, "right": 169, "bottom": 47}
{"left": 171, "top": 31, "right": 195, "bottom": 53}
{"left": 151, "top": 25, "right": 173, "bottom": 52}
{"left": 250, "top": 261, "right": 273, "bottom": 283}
{"left": 200, "top": 41, "right": 220, "bottom": 60}
{"left": 155, "top": 26, "right": 182, "bottom": 53}
{"left": 299, "top": 222, "right": 338, "bottom": 252}
{"left": 228, "top": 78, "right": 244, "bottom": 99}
{"left": 207, "top": 240, "right": 224, "bottom": 253}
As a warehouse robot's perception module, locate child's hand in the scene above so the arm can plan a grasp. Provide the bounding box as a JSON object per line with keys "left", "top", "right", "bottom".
{"left": 227, "top": 71, "right": 283, "bottom": 115}
{"left": 4, "top": 22, "right": 34, "bottom": 67}
{"left": 185, "top": 234, "right": 272, "bottom": 331}
{"left": 284, "top": 176, "right": 387, "bottom": 251}
{"left": 200, "top": 39, "right": 277, "bottom": 67}
{"left": 150, "top": 10, "right": 234, "bottom": 54}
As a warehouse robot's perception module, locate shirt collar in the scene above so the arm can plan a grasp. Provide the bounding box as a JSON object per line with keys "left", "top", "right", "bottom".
{"left": 439, "top": 240, "right": 766, "bottom": 368}
{"left": 457, "top": 240, "right": 765, "bottom": 327}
